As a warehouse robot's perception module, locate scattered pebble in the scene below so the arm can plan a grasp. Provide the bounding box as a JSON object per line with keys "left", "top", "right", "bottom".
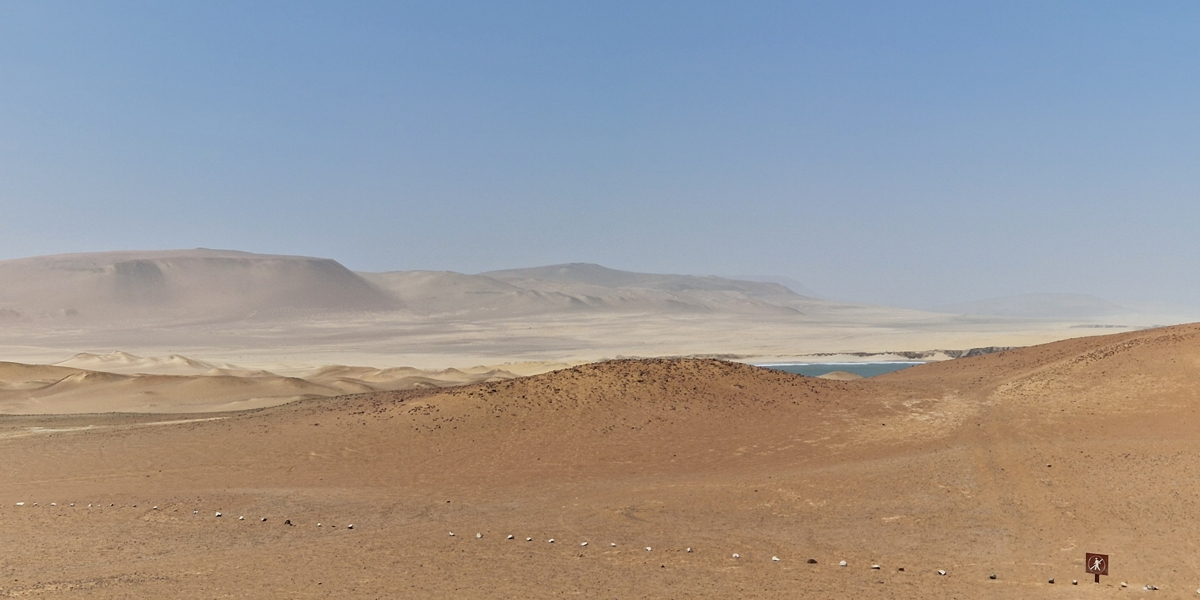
{"left": 449, "top": 532, "right": 455, "bottom": 537}
{"left": 261, "top": 518, "right": 267, "bottom": 522}
{"left": 1145, "top": 584, "right": 1158, "bottom": 591}
{"left": 215, "top": 512, "right": 222, "bottom": 517}
{"left": 348, "top": 524, "right": 354, "bottom": 530}
{"left": 686, "top": 548, "right": 692, "bottom": 553}
{"left": 772, "top": 556, "right": 780, "bottom": 562}
{"left": 507, "top": 535, "right": 514, "bottom": 539}
{"left": 239, "top": 516, "right": 245, "bottom": 520}
{"left": 646, "top": 547, "right": 652, "bottom": 552}
{"left": 732, "top": 553, "right": 740, "bottom": 559}
{"left": 15, "top": 502, "right": 23, "bottom": 507}
{"left": 807, "top": 558, "right": 817, "bottom": 564}
{"left": 990, "top": 574, "right": 997, "bottom": 580}
{"left": 51, "top": 503, "right": 56, "bottom": 506}
{"left": 1072, "top": 580, "right": 1077, "bottom": 585}
{"left": 70, "top": 503, "right": 74, "bottom": 507}
{"left": 839, "top": 561, "right": 848, "bottom": 567}
{"left": 318, "top": 523, "right": 322, "bottom": 527}
{"left": 193, "top": 510, "right": 198, "bottom": 514}
{"left": 580, "top": 542, "right": 588, "bottom": 546}
{"left": 1048, "top": 578, "right": 1055, "bottom": 584}
{"left": 527, "top": 538, "right": 533, "bottom": 542}
{"left": 548, "top": 539, "right": 554, "bottom": 543}
{"left": 897, "top": 567, "right": 905, "bottom": 572}
{"left": 871, "top": 564, "right": 880, "bottom": 570}
{"left": 284, "top": 519, "right": 292, "bottom": 526}
{"left": 938, "top": 570, "right": 947, "bottom": 576}
{"left": 475, "top": 533, "right": 482, "bottom": 539}
{"left": 1121, "top": 582, "right": 1128, "bottom": 588}
{"left": 610, "top": 543, "right": 616, "bottom": 547}
{"left": 152, "top": 506, "right": 158, "bottom": 510}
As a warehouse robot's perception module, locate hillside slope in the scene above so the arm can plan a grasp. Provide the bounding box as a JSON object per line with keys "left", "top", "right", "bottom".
{"left": 4, "top": 326, "right": 1200, "bottom": 596}
{"left": 0, "top": 249, "right": 398, "bottom": 322}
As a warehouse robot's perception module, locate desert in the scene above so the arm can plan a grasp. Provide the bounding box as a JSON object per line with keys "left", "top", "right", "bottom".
{"left": 5, "top": 323, "right": 1200, "bottom": 597}
{"left": 2, "top": 251, "right": 1200, "bottom": 597}
{"left": 6, "top": 4, "right": 1199, "bottom": 597}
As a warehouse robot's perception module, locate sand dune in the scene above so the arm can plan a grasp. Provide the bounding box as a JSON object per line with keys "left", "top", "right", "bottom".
{"left": 55, "top": 351, "right": 228, "bottom": 375}
{"left": 4, "top": 325, "right": 1200, "bottom": 596}
{"left": 0, "top": 354, "right": 525, "bottom": 414}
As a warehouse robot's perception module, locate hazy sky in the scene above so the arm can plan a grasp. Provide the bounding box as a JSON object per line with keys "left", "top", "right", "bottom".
{"left": 2, "top": 2, "right": 1198, "bottom": 308}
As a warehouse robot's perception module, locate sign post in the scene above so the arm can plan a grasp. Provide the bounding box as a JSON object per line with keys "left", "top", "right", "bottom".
{"left": 1085, "top": 553, "right": 1108, "bottom": 584}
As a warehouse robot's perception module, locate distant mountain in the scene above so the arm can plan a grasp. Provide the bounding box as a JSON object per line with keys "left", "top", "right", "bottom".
{"left": 933, "top": 293, "right": 1132, "bottom": 320}
{"left": 482, "top": 263, "right": 798, "bottom": 296}
{"left": 718, "top": 274, "right": 818, "bottom": 297}
{"left": 0, "top": 249, "right": 398, "bottom": 321}
{"left": 363, "top": 263, "right": 808, "bottom": 317}
{"left": 0, "top": 251, "right": 909, "bottom": 324}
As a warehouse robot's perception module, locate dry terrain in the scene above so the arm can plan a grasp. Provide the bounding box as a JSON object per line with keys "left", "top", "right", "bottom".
{"left": 4, "top": 324, "right": 1200, "bottom": 597}
{"left": 1, "top": 250, "right": 1187, "bottom": 370}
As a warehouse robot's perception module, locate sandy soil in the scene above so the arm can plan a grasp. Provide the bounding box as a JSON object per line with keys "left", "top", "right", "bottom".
{"left": 3, "top": 324, "right": 1200, "bottom": 597}
{"left": 0, "top": 354, "right": 522, "bottom": 414}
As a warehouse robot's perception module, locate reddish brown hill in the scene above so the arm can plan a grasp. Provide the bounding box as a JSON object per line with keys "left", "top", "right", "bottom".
{"left": 5, "top": 326, "right": 1200, "bottom": 597}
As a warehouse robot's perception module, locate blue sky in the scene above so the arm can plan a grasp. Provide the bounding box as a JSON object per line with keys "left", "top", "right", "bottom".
{"left": 1, "top": 2, "right": 1198, "bottom": 307}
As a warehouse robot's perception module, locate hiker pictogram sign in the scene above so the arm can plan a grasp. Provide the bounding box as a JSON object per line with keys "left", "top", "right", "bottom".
{"left": 1086, "top": 553, "right": 1108, "bottom": 579}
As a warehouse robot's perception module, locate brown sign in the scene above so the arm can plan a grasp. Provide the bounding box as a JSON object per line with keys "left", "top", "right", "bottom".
{"left": 1086, "top": 553, "right": 1109, "bottom": 576}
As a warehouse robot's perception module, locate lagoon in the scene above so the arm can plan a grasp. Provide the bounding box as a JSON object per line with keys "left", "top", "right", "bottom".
{"left": 759, "top": 361, "right": 923, "bottom": 378}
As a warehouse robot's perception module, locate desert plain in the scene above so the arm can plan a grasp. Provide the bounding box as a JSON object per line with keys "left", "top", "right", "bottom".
{"left": 2, "top": 250, "right": 1199, "bottom": 598}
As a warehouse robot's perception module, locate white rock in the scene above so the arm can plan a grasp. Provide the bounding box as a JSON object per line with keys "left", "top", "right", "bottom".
{"left": 527, "top": 538, "right": 533, "bottom": 542}
{"left": 317, "top": 523, "right": 322, "bottom": 527}
{"left": 646, "top": 547, "right": 652, "bottom": 552}
{"left": 1121, "top": 582, "right": 1128, "bottom": 587}
{"left": 261, "top": 518, "right": 267, "bottom": 522}
{"left": 772, "top": 556, "right": 780, "bottom": 562}
{"left": 448, "top": 532, "right": 455, "bottom": 536}
{"left": 581, "top": 542, "right": 588, "bottom": 546}
{"left": 871, "top": 564, "right": 880, "bottom": 570}
{"left": 70, "top": 503, "right": 75, "bottom": 507}
{"left": 732, "top": 553, "right": 740, "bottom": 559}
{"left": 215, "top": 512, "right": 222, "bottom": 517}
{"left": 1145, "top": 584, "right": 1158, "bottom": 590}
{"left": 348, "top": 524, "right": 354, "bottom": 529}
{"left": 15, "top": 502, "right": 23, "bottom": 507}
{"left": 507, "top": 535, "right": 514, "bottom": 539}
{"left": 839, "top": 560, "right": 848, "bottom": 567}
{"left": 610, "top": 543, "right": 616, "bottom": 547}
{"left": 475, "top": 533, "right": 482, "bottom": 539}
{"left": 51, "top": 503, "right": 56, "bottom": 506}
{"left": 938, "top": 570, "right": 947, "bottom": 576}
{"left": 686, "top": 548, "right": 692, "bottom": 553}
{"left": 153, "top": 506, "right": 158, "bottom": 510}
{"left": 548, "top": 539, "right": 554, "bottom": 543}
{"left": 193, "top": 510, "right": 198, "bottom": 514}
{"left": 239, "top": 516, "right": 245, "bottom": 520}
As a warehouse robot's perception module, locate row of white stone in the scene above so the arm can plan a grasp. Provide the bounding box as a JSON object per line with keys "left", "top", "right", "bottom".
{"left": 446, "top": 530, "right": 1171, "bottom": 591}
{"left": 13, "top": 501, "right": 355, "bottom": 530}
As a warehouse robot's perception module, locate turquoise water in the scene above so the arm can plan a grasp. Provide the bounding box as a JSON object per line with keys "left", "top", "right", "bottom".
{"left": 760, "top": 362, "right": 924, "bottom": 378}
